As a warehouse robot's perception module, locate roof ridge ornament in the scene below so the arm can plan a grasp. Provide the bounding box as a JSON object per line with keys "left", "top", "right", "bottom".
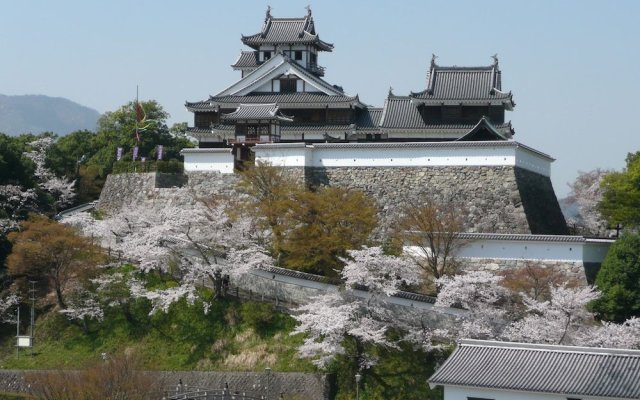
{"left": 265, "top": 5, "right": 272, "bottom": 21}
{"left": 305, "top": 4, "right": 312, "bottom": 17}
{"left": 491, "top": 53, "right": 499, "bottom": 67}
{"left": 388, "top": 86, "right": 394, "bottom": 97}
{"left": 431, "top": 53, "right": 438, "bottom": 68}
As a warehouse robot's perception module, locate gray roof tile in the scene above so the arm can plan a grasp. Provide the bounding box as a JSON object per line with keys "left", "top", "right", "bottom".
{"left": 231, "top": 51, "right": 260, "bottom": 69}
{"left": 379, "top": 96, "right": 512, "bottom": 133}
{"left": 241, "top": 14, "right": 333, "bottom": 51}
{"left": 455, "top": 233, "right": 587, "bottom": 243}
{"left": 356, "top": 107, "right": 383, "bottom": 130}
{"left": 221, "top": 103, "right": 293, "bottom": 122}
{"left": 186, "top": 93, "right": 360, "bottom": 111}
{"left": 430, "top": 340, "right": 640, "bottom": 399}
{"left": 412, "top": 62, "right": 514, "bottom": 108}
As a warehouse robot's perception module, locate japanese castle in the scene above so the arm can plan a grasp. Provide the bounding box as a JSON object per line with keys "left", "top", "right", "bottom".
{"left": 176, "top": 7, "right": 615, "bottom": 280}
{"left": 183, "top": 7, "right": 516, "bottom": 168}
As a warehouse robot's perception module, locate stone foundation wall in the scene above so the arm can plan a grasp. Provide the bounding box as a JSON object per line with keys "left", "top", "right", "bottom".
{"left": 97, "top": 164, "right": 567, "bottom": 237}
{"left": 304, "top": 165, "right": 568, "bottom": 235}
{"left": 98, "top": 172, "right": 241, "bottom": 214}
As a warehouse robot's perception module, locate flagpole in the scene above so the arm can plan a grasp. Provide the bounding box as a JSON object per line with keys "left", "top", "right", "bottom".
{"left": 136, "top": 85, "right": 139, "bottom": 144}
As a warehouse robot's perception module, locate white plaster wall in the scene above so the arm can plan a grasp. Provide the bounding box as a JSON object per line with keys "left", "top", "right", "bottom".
{"left": 251, "top": 143, "right": 552, "bottom": 175}
{"left": 182, "top": 150, "right": 234, "bottom": 174}
{"left": 254, "top": 80, "right": 273, "bottom": 92}
{"left": 254, "top": 145, "right": 311, "bottom": 167}
{"left": 455, "top": 240, "right": 585, "bottom": 262}
{"left": 583, "top": 240, "right": 613, "bottom": 263}
{"left": 515, "top": 147, "right": 552, "bottom": 176}
{"left": 309, "top": 146, "right": 517, "bottom": 168}
{"left": 443, "top": 385, "right": 603, "bottom": 400}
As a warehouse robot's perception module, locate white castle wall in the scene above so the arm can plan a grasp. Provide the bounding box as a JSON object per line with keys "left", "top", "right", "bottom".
{"left": 181, "top": 148, "right": 234, "bottom": 173}
{"left": 253, "top": 141, "right": 553, "bottom": 177}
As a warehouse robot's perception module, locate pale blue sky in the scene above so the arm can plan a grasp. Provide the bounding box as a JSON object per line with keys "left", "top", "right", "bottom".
{"left": 1, "top": 0, "right": 639, "bottom": 196}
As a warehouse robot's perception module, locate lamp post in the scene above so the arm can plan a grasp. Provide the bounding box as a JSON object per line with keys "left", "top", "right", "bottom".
{"left": 265, "top": 367, "right": 272, "bottom": 400}
{"left": 355, "top": 373, "right": 362, "bottom": 400}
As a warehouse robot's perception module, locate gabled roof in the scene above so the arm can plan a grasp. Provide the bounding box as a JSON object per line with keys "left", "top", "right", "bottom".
{"left": 241, "top": 7, "right": 333, "bottom": 51}
{"left": 186, "top": 93, "right": 361, "bottom": 111}
{"left": 214, "top": 53, "right": 346, "bottom": 97}
{"left": 378, "top": 95, "right": 513, "bottom": 135}
{"left": 457, "top": 117, "right": 511, "bottom": 141}
{"left": 411, "top": 56, "right": 515, "bottom": 109}
{"left": 231, "top": 51, "right": 260, "bottom": 69}
{"left": 221, "top": 103, "right": 293, "bottom": 122}
{"left": 429, "top": 339, "right": 640, "bottom": 399}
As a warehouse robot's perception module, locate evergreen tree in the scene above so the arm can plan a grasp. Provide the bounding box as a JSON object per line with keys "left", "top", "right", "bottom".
{"left": 592, "top": 233, "right": 640, "bottom": 322}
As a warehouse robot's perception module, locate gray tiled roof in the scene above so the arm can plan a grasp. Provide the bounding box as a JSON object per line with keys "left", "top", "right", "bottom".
{"left": 231, "top": 51, "right": 260, "bottom": 69}
{"left": 221, "top": 103, "right": 293, "bottom": 122}
{"left": 241, "top": 14, "right": 333, "bottom": 51}
{"left": 379, "top": 96, "right": 424, "bottom": 129}
{"left": 429, "top": 339, "right": 640, "bottom": 399}
{"left": 356, "top": 107, "right": 383, "bottom": 130}
{"left": 455, "top": 233, "right": 587, "bottom": 243}
{"left": 379, "top": 96, "right": 512, "bottom": 133}
{"left": 412, "top": 63, "right": 514, "bottom": 108}
{"left": 186, "top": 93, "right": 361, "bottom": 111}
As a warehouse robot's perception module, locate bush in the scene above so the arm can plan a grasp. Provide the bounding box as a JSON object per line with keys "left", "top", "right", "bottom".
{"left": 592, "top": 233, "right": 640, "bottom": 322}
{"left": 240, "top": 302, "right": 276, "bottom": 333}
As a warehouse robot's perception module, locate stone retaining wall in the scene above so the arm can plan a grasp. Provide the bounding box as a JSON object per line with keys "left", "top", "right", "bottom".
{"left": 304, "top": 165, "right": 567, "bottom": 235}
{"left": 97, "top": 165, "right": 567, "bottom": 237}
{"left": 0, "top": 370, "right": 331, "bottom": 399}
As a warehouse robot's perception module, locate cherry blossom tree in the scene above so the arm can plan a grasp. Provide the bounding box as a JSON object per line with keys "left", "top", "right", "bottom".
{"left": 578, "top": 317, "right": 640, "bottom": 348}
{"left": 60, "top": 290, "right": 104, "bottom": 333}
{"left": 64, "top": 194, "right": 271, "bottom": 314}
{"left": 0, "top": 293, "right": 20, "bottom": 324}
{"left": 292, "top": 247, "right": 422, "bottom": 369}
{"left": 0, "top": 184, "right": 38, "bottom": 234}
{"left": 434, "top": 271, "right": 510, "bottom": 340}
{"left": 502, "top": 285, "right": 600, "bottom": 345}
{"left": 564, "top": 169, "right": 611, "bottom": 236}
{"left": 24, "top": 137, "right": 75, "bottom": 209}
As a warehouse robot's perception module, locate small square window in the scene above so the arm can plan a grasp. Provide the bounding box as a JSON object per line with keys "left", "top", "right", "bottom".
{"left": 263, "top": 51, "right": 272, "bottom": 60}
{"left": 294, "top": 50, "right": 303, "bottom": 60}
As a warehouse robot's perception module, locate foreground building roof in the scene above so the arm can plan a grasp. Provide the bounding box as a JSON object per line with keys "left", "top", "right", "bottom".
{"left": 429, "top": 339, "right": 640, "bottom": 399}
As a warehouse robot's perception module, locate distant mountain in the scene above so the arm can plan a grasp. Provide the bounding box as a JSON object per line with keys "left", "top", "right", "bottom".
{"left": 0, "top": 94, "right": 100, "bottom": 136}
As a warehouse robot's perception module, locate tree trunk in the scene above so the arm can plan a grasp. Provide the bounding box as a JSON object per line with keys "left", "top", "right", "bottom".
{"left": 55, "top": 285, "right": 66, "bottom": 309}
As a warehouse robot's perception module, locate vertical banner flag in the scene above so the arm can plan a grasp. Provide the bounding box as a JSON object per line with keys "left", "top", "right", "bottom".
{"left": 116, "top": 147, "right": 123, "bottom": 161}
{"left": 157, "top": 145, "right": 164, "bottom": 160}
{"left": 135, "top": 101, "right": 144, "bottom": 143}
{"left": 132, "top": 146, "right": 139, "bottom": 161}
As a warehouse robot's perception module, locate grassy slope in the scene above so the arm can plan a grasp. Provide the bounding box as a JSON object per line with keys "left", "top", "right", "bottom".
{"left": 0, "top": 288, "right": 446, "bottom": 399}
{"left": 0, "top": 297, "right": 312, "bottom": 372}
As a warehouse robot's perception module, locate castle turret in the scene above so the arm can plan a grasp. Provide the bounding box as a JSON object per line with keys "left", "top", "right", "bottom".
{"left": 234, "top": 6, "right": 333, "bottom": 78}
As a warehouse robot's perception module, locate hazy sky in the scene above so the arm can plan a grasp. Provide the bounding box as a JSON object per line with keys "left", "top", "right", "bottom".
{"left": 1, "top": 0, "right": 639, "bottom": 196}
